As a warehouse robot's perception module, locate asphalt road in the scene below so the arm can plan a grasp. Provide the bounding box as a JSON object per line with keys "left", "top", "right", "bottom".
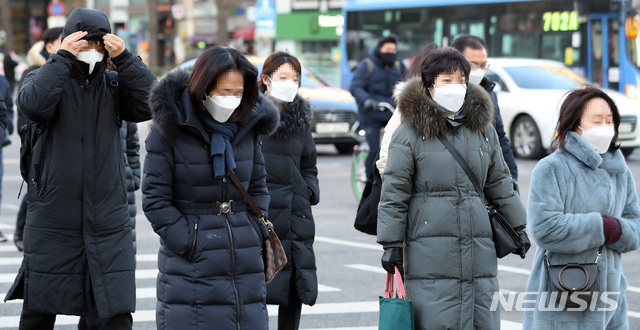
{"left": 0, "top": 122, "right": 639, "bottom": 329}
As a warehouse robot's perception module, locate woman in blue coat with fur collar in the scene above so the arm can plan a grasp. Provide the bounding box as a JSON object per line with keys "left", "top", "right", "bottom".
{"left": 524, "top": 88, "right": 640, "bottom": 329}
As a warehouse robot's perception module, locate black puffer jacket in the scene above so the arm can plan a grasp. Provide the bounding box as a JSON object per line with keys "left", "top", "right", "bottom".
{"left": 5, "top": 8, "right": 155, "bottom": 317}
{"left": 120, "top": 121, "right": 140, "bottom": 253}
{"left": 143, "top": 70, "right": 279, "bottom": 329}
{"left": 260, "top": 94, "right": 319, "bottom": 306}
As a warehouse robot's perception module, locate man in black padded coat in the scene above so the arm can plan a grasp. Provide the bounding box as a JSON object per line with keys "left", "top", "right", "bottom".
{"left": 4, "top": 8, "right": 156, "bottom": 329}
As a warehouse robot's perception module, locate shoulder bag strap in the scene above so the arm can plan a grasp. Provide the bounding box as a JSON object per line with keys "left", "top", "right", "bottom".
{"left": 228, "top": 171, "right": 266, "bottom": 222}
{"left": 544, "top": 246, "right": 603, "bottom": 265}
{"left": 437, "top": 135, "right": 487, "bottom": 204}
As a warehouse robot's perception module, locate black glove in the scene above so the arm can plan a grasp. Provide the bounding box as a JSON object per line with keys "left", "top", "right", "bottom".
{"left": 512, "top": 179, "right": 519, "bottom": 193}
{"left": 381, "top": 247, "right": 403, "bottom": 274}
{"left": 513, "top": 227, "right": 531, "bottom": 259}
{"left": 364, "top": 98, "right": 378, "bottom": 112}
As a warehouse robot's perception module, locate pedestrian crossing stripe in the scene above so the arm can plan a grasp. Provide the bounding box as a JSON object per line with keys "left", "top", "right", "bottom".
{"left": 0, "top": 303, "right": 526, "bottom": 329}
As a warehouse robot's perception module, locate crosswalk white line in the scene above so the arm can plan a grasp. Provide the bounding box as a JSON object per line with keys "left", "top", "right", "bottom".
{"left": 0, "top": 245, "right": 19, "bottom": 253}
{"left": 345, "top": 264, "right": 386, "bottom": 274}
{"left": 315, "top": 236, "right": 382, "bottom": 251}
{"left": 0, "top": 303, "right": 526, "bottom": 328}
{"left": 498, "top": 265, "right": 531, "bottom": 275}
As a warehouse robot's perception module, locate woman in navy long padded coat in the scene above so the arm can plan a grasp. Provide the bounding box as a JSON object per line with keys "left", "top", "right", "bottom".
{"left": 142, "top": 47, "right": 279, "bottom": 330}
{"left": 259, "top": 52, "right": 320, "bottom": 330}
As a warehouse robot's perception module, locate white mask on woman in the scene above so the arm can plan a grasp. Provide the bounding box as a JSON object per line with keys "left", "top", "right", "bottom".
{"left": 578, "top": 125, "right": 615, "bottom": 154}
{"left": 76, "top": 49, "right": 104, "bottom": 74}
{"left": 268, "top": 77, "right": 299, "bottom": 103}
{"left": 202, "top": 95, "right": 242, "bottom": 123}
{"left": 431, "top": 84, "right": 466, "bottom": 115}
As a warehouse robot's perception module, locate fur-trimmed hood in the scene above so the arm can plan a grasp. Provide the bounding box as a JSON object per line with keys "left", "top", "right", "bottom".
{"left": 26, "top": 41, "right": 48, "bottom": 67}
{"left": 150, "top": 69, "right": 279, "bottom": 143}
{"left": 394, "top": 77, "right": 494, "bottom": 139}
{"left": 268, "top": 94, "right": 312, "bottom": 140}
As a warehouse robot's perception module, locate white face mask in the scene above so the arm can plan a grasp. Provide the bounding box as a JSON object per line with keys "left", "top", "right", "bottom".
{"left": 76, "top": 49, "right": 105, "bottom": 74}
{"left": 202, "top": 95, "right": 242, "bottom": 123}
{"left": 468, "top": 68, "right": 486, "bottom": 85}
{"left": 578, "top": 125, "right": 615, "bottom": 154}
{"left": 268, "top": 77, "right": 299, "bottom": 103}
{"left": 431, "top": 84, "right": 467, "bottom": 115}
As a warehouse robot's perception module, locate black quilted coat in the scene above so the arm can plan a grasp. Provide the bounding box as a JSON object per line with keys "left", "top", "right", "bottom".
{"left": 5, "top": 10, "right": 155, "bottom": 316}
{"left": 143, "top": 70, "right": 279, "bottom": 329}
{"left": 260, "top": 94, "right": 320, "bottom": 306}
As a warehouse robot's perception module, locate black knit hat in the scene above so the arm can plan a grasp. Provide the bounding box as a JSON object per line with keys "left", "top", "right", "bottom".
{"left": 377, "top": 35, "right": 398, "bottom": 49}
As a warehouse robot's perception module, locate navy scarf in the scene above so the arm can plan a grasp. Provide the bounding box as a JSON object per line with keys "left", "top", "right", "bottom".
{"left": 199, "top": 113, "right": 238, "bottom": 178}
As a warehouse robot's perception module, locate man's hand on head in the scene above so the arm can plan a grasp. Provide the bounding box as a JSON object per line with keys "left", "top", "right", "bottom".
{"left": 60, "top": 31, "right": 89, "bottom": 56}
{"left": 103, "top": 34, "right": 125, "bottom": 59}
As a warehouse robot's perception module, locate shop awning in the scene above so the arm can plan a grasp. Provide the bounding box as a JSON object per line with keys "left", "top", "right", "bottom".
{"left": 233, "top": 26, "right": 254, "bottom": 41}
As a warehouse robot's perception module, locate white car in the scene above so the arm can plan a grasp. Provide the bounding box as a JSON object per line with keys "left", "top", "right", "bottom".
{"left": 486, "top": 58, "right": 640, "bottom": 159}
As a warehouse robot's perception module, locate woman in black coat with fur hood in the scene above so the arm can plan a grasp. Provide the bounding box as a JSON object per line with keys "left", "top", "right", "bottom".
{"left": 259, "top": 52, "right": 320, "bottom": 330}
{"left": 142, "top": 47, "right": 279, "bottom": 330}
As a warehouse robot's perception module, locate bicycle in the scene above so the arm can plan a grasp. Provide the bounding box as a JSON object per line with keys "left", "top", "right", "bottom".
{"left": 350, "top": 102, "right": 394, "bottom": 201}
{"left": 351, "top": 142, "right": 369, "bottom": 201}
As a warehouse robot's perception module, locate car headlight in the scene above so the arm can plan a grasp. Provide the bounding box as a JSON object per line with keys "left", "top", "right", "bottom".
{"left": 625, "top": 84, "right": 639, "bottom": 99}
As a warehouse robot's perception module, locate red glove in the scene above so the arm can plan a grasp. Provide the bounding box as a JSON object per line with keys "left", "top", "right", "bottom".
{"left": 602, "top": 215, "right": 621, "bottom": 244}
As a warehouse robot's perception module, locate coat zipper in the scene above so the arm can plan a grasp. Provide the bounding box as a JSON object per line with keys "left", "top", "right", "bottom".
{"left": 224, "top": 215, "right": 242, "bottom": 330}
{"left": 188, "top": 222, "right": 198, "bottom": 261}
{"left": 182, "top": 122, "right": 209, "bottom": 145}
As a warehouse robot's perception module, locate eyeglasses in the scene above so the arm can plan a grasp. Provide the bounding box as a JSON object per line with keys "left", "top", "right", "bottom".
{"left": 470, "top": 62, "right": 490, "bottom": 70}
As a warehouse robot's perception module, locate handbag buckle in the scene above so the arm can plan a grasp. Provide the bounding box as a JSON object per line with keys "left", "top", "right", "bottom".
{"left": 217, "top": 200, "right": 234, "bottom": 215}
{"left": 558, "top": 264, "right": 589, "bottom": 292}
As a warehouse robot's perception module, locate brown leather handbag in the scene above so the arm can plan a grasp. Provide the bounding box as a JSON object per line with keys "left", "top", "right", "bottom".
{"left": 228, "top": 171, "right": 287, "bottom": 283}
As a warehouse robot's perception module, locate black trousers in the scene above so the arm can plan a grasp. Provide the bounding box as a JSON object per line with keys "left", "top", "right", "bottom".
{"left": 19, "top": 260, "right": 132, "bottom": 330}
{"left": 277, "top": 280, "right": 303, "bottom": 330}
{"left": 18, "top": 310, "right": 132, "bottom": 330}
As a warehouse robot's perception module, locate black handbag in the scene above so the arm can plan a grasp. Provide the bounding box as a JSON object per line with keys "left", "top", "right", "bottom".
{"left": 354, "top": 151, "right": 382, "bottom": 235}
{"left": 437, "top": 135, "right": 523, "bottom": 258}
{"left": 545, "top": 247, "right": 601, "bottom": 308}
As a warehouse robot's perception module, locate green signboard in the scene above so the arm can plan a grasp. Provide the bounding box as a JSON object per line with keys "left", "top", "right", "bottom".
{"left": 275, "top": 11, "right": 343, "bottom": 41}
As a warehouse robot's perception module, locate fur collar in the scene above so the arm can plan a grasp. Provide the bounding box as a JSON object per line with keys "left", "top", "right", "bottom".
{"left": 269, "top": 94, "right": 312, "bottom": 140}
{"left": 150, "top": 69, "right": 279, "bottom": 142}
{"left": 563, "top": 131, "right": 626, "bottom": 173}
{"left": 394, "top": 77, "right": 494, "bottom": 139}
{"left": 26, "top": 41, "right": 47, "bottom": 67}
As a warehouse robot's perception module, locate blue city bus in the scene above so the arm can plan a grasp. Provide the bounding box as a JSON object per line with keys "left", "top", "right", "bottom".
{"left": 340, "top": 0, "right": 640, "bottom": 98}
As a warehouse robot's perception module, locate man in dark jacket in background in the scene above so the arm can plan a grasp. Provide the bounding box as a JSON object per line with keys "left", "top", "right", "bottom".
{"left": 0, "top": 75, "right": 12, "bottom": 243}
{"left": 5, "top": 8, "right": 155, "bottom": 329}
{"left": 452, "top": 35, "right": 519, "bottom": 186}
{"left": 13, "top": 26, "right": 63, "bottom": 252}
{"left": 349, "top": 35, "right": 406, "bottom": 177}
{"left": 3, "top": 49, "right": 18, "bottom": 92}
{"left": 0, "top": 76, "right": 8, "bottom": 243}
